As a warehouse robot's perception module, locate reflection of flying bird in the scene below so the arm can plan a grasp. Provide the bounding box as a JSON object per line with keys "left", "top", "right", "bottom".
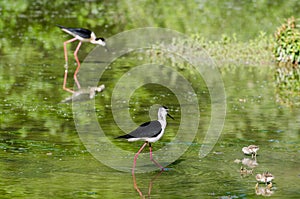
{"left": 57, "top": 25, "right": 107, "bottom": 93}
{"left": 116, "top": 106, "right": 174, "bottom": 173}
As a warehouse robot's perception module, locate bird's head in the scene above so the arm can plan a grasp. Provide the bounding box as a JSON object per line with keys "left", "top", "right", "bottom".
{"left": 94, "top": 37, "right": 106, "bottom": 46}
{"left": 95, "top": 37, "right": 109, "bottom": 51}
{"left": 159, "top": 106, "right": 174, "bottom": 120}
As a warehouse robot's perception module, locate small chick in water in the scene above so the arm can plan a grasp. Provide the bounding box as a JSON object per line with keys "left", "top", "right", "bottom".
{"left": 242, "top": 145, "right": 259, "bottom": 158}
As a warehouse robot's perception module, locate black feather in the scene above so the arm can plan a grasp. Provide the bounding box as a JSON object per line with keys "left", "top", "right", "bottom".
{"left": 115, "top": 134, "right": 134, "bottom": 139}
{"left": 96, "top": 37, "right": 105, "bottom": 41}
{"left": 116, "top": 121, "right": 162, "bottom": 139}
{"left": 57, "top": 25, "right": 92, "bottom": 39}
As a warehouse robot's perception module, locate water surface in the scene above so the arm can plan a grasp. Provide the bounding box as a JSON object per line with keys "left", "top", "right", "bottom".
{"left": 1, "top": 1, "right": 300, "bottom": 198}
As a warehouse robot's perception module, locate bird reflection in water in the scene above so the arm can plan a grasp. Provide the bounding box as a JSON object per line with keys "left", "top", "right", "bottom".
{"left": 241, "top": 157, "right": 258, "bottom": 168}
{"left": 61, "top": 85, "right": 105, "bottom": 103}
{"left": 132, "top": 170, "right": 164, "bottom": 198}
{"left": 234, "top": 157, "right": 259, "bottom": 168}
{"left": 255, "top": 182, "right": 274, "bottom": 196}
{"left": 240, "top": 166, "right": 253, "bottom": 177}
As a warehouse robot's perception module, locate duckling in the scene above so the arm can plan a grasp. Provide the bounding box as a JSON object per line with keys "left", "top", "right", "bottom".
{"left": 240, "top": 166, "right": 253, "bottom": 175}
{"left": 242, "top": 145, "right": 259, "bottom": 158}
{"left": 256, "top": 172, "right": 274, "bottom": 184}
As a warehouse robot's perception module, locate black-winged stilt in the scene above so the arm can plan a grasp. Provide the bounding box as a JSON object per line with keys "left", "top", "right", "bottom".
{"left": 57, "top": 25, "right": 106, "bottom": 93}
{"left": 116, "top": 106, "right": 174, "bottom": 173}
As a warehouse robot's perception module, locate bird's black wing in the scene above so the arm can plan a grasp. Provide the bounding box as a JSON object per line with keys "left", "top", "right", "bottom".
{"left": 67, "top": 28, "right": 92, "bottom": 39}
{"left": 116, "top": 121, "right": 162, "bottom": 139}
{"left": 57, "top": 25, "right": 92, "bottom": 39}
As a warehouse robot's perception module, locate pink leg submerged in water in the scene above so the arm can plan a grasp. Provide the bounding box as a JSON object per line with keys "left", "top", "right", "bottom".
{"left": 132, "top": 142, "right": 164, "bottom": 174}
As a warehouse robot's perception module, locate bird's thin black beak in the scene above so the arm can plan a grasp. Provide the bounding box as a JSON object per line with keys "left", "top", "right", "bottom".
{"left": 167, "top": 113, "right": 174, "bottom": 120}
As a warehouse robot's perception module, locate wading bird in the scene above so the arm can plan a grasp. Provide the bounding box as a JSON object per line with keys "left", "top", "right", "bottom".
{"left": 57, "top": 25, "right": 106, "bottom": 93}
{"left": 116, "top": 106, "right": 174, "bottom": 174}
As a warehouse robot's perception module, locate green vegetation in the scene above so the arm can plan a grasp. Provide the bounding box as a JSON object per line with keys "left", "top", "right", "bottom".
{"left": 146, "top": 32, "right": 273, "bottom": 68}
{"left": 273, "top": 17, "right": 300, "bottom": 106}
{"left": 274, "top": 16, "right": 300, "bottom": 66}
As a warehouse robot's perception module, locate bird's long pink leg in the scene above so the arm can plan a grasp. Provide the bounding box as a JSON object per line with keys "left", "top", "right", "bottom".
{"left": 132, "top": 142, "right": 148, "bottom": 175}
{"left": 73, "top": 41, "right": 82, "bottom": 89}
{"left": 149, "top": 143, "right": 164, "bottom": 170}
{"left": 63, "top": 37, "right": 77, "bottom": 93}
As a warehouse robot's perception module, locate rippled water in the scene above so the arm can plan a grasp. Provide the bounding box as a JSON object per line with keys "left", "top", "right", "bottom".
{"left": 1, "top": 59, "right": 299, "bottom": 198}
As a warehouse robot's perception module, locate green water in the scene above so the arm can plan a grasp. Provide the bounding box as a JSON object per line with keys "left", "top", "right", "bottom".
{"left": 1, "top": 1, "right": 300, "bottom": 198}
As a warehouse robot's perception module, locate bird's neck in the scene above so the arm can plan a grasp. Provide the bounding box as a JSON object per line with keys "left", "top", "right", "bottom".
{"left": 158, "top": 113, "right": 167, "bottom": 128}
{"left": 158, "top": 112, "right": 165, "bottom": 120}
{"left": 90, "top": 40, "right": 98, "bottom": 44}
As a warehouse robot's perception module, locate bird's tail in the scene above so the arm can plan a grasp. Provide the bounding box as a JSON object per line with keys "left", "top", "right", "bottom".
{"left": 115, "top": 134, "right": 134, "bottom": 139}
{"left": 56, "top": 24, "right": 66, "bottom": 29}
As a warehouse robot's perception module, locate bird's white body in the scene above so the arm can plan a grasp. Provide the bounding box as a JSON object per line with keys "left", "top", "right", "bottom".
{"left": 126, "top": 133, "right": 164, "bottom": 142}
{"left": 61, "top": 28, "right": 89, "bottom": 41}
